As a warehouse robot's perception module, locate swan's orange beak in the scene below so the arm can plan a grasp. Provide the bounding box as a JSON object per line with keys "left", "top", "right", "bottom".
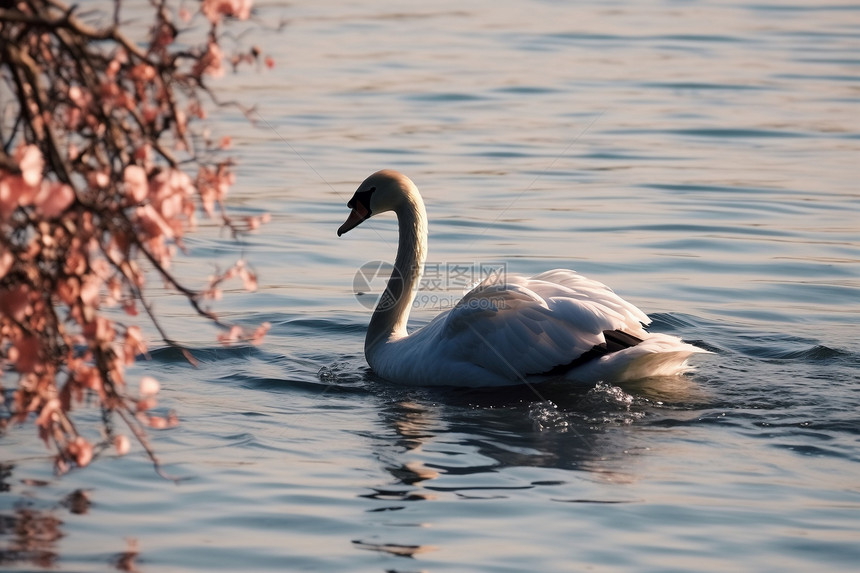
{"left": 337, "top": 202, "right": 369, "bottom": 236}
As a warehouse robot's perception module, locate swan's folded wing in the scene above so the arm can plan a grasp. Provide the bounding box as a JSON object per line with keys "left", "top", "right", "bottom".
{"left": 530, "top": 269, "right": 651, "bottom": 328}
{"left": 440, "top": 271, "right": 650, "bottom": 380}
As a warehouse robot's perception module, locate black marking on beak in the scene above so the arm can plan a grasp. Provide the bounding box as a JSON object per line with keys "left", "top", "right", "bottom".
{"left": 337, "top": 186, "right": 376, "bottom": 236}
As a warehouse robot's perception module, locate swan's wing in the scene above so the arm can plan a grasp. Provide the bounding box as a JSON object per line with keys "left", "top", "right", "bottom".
{"left": 440, "top": 270, "right": 650, "bottom": 380}
{"left": 529, "top": 269, "right": 651, "bottom": 328}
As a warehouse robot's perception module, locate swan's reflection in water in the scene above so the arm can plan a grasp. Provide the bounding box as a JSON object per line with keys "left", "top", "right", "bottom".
{"left": 359, "top": 401, "right": 443, "bottom": 510}
{"left": 351, "top": 377, "right": 704, "bottom": 561}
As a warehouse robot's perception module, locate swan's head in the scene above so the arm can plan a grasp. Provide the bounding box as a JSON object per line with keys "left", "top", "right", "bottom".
{"left": 337, "top": 170, "right": 417, "bottom": 236}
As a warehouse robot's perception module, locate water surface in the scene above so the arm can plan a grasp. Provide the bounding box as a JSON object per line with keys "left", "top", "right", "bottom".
{"left": 2, "top": 0, "right": 859, "bottom": 571}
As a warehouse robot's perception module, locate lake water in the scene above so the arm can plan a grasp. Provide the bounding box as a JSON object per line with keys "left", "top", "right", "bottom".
{"left": 2, "top": 0, "right": 859, "bottom": 571}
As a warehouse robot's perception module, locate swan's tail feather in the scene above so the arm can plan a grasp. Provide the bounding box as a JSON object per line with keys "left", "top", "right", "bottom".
{"left": 538, "top": 329, "right": 642, "bottom": 377}
{"left": 565, "top": 333, "right": 708, "bottom": 383}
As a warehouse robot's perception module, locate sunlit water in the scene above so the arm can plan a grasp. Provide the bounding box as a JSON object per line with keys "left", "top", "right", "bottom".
{"left": 3, "top": 0, "right": 859, "bottom": 571}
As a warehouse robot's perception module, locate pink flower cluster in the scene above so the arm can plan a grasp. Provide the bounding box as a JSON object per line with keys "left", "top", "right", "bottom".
{"left": 0, "top": 145, "right": 75, "bottom": 222}
{"left": 202, "top": 0, "right": 253, "bottom": 25}
{"left": 126, "top": 163, "right": 201, "bottom": 268}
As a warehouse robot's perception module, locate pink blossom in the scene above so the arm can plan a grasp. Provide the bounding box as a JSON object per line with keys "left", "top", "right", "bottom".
{"left": 0, "top": 284, "right": 31, "bottom": 323}
{"left": 203, "top": 287, "right": 223, "bottom": 300}
{"left": 245, "top": 212, "right": 270, "bottom": 230}
{"left": 197, "top": 167, "right": 218, "bottom": 217}
{"left": 93, "top": 171, "right": 110, "bottom": 188}
{"left": 78, "top": 366, "right": 104, "bottom": 395}
{"left": 217, "top": 324, "right": 243, "bottom": 345}
{"left": 153, "top": 21, "right": 176, "bottom": 50}
{"left": 56, "top": 277, "right": 80, "bottom": 305}
{"left": 100, "top": 80, "right": 120, "bottom": 101}
{"left": 16, "top": 144, "right": 44, "bottom": 188}
{"left": 129, "top": 63, "right": 156, "bottom": 82}
{"left": 136, "top": 396, "right": 157, "bottom": 412}
{"left": 80, "top": 274, "right": 101, "bottom": 308}
{"left": 0, "top": 176, "right": 15, "bottom": 219}
{"left": 169, "top": 169, "right": 194, "bottom": 196}
{"left": 35, "top": 398, "right": 62, "bottom": 430}
{"left": 139, "top": 376, "right": 160, "bottom": 396}
{"left": 109, "top": 358, "right": 126, "bottom": 388}
{"left": 123, "top": 299, "right": 139, "bottom": 316}
{"left": 11, "top": 336, "right": 40, "bottom": 373}
{"left": 195, "top": 163, "right": 233, "bottom": 216}
{"left": 238, "top": 265, "right": 257, "bottom": 292}
{"left": 146, "top": 415, "right": 169, "bottom": 429}
{"left": 151, "top": 169, "right": 193, "bottom": 226}
{"left": 217, "top": 169, "right": 234, "bottom": 199}
{"left": 157, "top": 187, "right": 183, "bottom": 220}
{"left": 251, "top": 322, "right": 270, "bottom": 345}
{"left": 106, "top": 58, "right": 121, "bottom": 78}
{"left": 193, "top": 41, "right": 225, "bottom": 78}
{"left": 2, "top": 174, "right": 28, "bottom": 201}
{"left": 68, "top": 436, "right": 93, "bottom": 467}
{"left": 124, "top": 326, "right": 147, "bottom": 363}
{"left": 202, "top": 0, "right": 253, "bottom": 24}
{"left": 187, "top": 100, "right": 207, "bottom": 119}
{"left": 56, "top": 459, "right": 70, "bottom": 474}
{"left": 174, "top": 108, "right": 188, "bottom": 143}
{"left": 91, "top": 258, "right": 111, "bottom": 279}
{"left": 68, "top": 85, "right": 88, "bottom": 107}
{"left": 34, "top": 181, "right": 75, "bottom": 218}
{"left": 200, "top": 186, "right": 216, "bottom": 217}
{"left": 133, "top": 144, "right": 152, "bottom": 165}
{"left": 222, "top": 265, "right": 238, "bottom": 281}
{"left": 105, "top": 277, "right": 122, "bottom": 306}
{"left": 114, "top": 435, "right": 131, "bottom": 456}
{"left": 1, "top": 172, "right": 37, "bottom": 218}
{"left": 142, "top": 105, "right": 159, "bottom": 124}
{"left": 0, "top": 251, "right": 12, "bottom": 280}
{"left": 135, "top": 204, "right": 174, "bottom": 239}
{"left": 82, "top": 316, "right": 115, "bottom": 345}
{"left": 63, "top": 246, "right": 86, "bottom": 276}
{"left": 140, "top": 376, "right": 161, "bottom": 397}
{"left": 124, "top": 165, "right": 149, "bottom": 203}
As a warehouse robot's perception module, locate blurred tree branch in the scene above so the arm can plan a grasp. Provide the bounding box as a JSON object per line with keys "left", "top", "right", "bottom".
{"left": 0, "top": 0, "right": 271, "bottom": 476}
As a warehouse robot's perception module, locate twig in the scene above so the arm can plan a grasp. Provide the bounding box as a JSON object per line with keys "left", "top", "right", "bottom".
{"left": 115, "top": 407, "right": 183, "bottom": 483}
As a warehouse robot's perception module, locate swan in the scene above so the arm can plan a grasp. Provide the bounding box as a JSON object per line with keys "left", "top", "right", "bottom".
{"left": 337, "top": 170, "right": 705, "bottom": 387}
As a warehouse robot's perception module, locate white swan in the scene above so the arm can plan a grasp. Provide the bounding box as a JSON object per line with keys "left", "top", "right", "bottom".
{"left": 338, "top": 170, "right": 705, "bottom": 387}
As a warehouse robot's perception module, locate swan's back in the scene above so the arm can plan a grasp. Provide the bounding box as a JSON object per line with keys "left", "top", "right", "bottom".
{"left": 370, "top": 269, "right": 705, "bottom": 387}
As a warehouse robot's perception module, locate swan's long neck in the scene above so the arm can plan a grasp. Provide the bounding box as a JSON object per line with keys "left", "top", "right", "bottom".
{"left": 365, "top": 188, "right": 427, "bottom": 360}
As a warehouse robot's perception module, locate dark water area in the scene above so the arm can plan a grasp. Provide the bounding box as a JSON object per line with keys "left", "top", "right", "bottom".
{"left": 2, "top": 0, "right": 859, "bottom": 571}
